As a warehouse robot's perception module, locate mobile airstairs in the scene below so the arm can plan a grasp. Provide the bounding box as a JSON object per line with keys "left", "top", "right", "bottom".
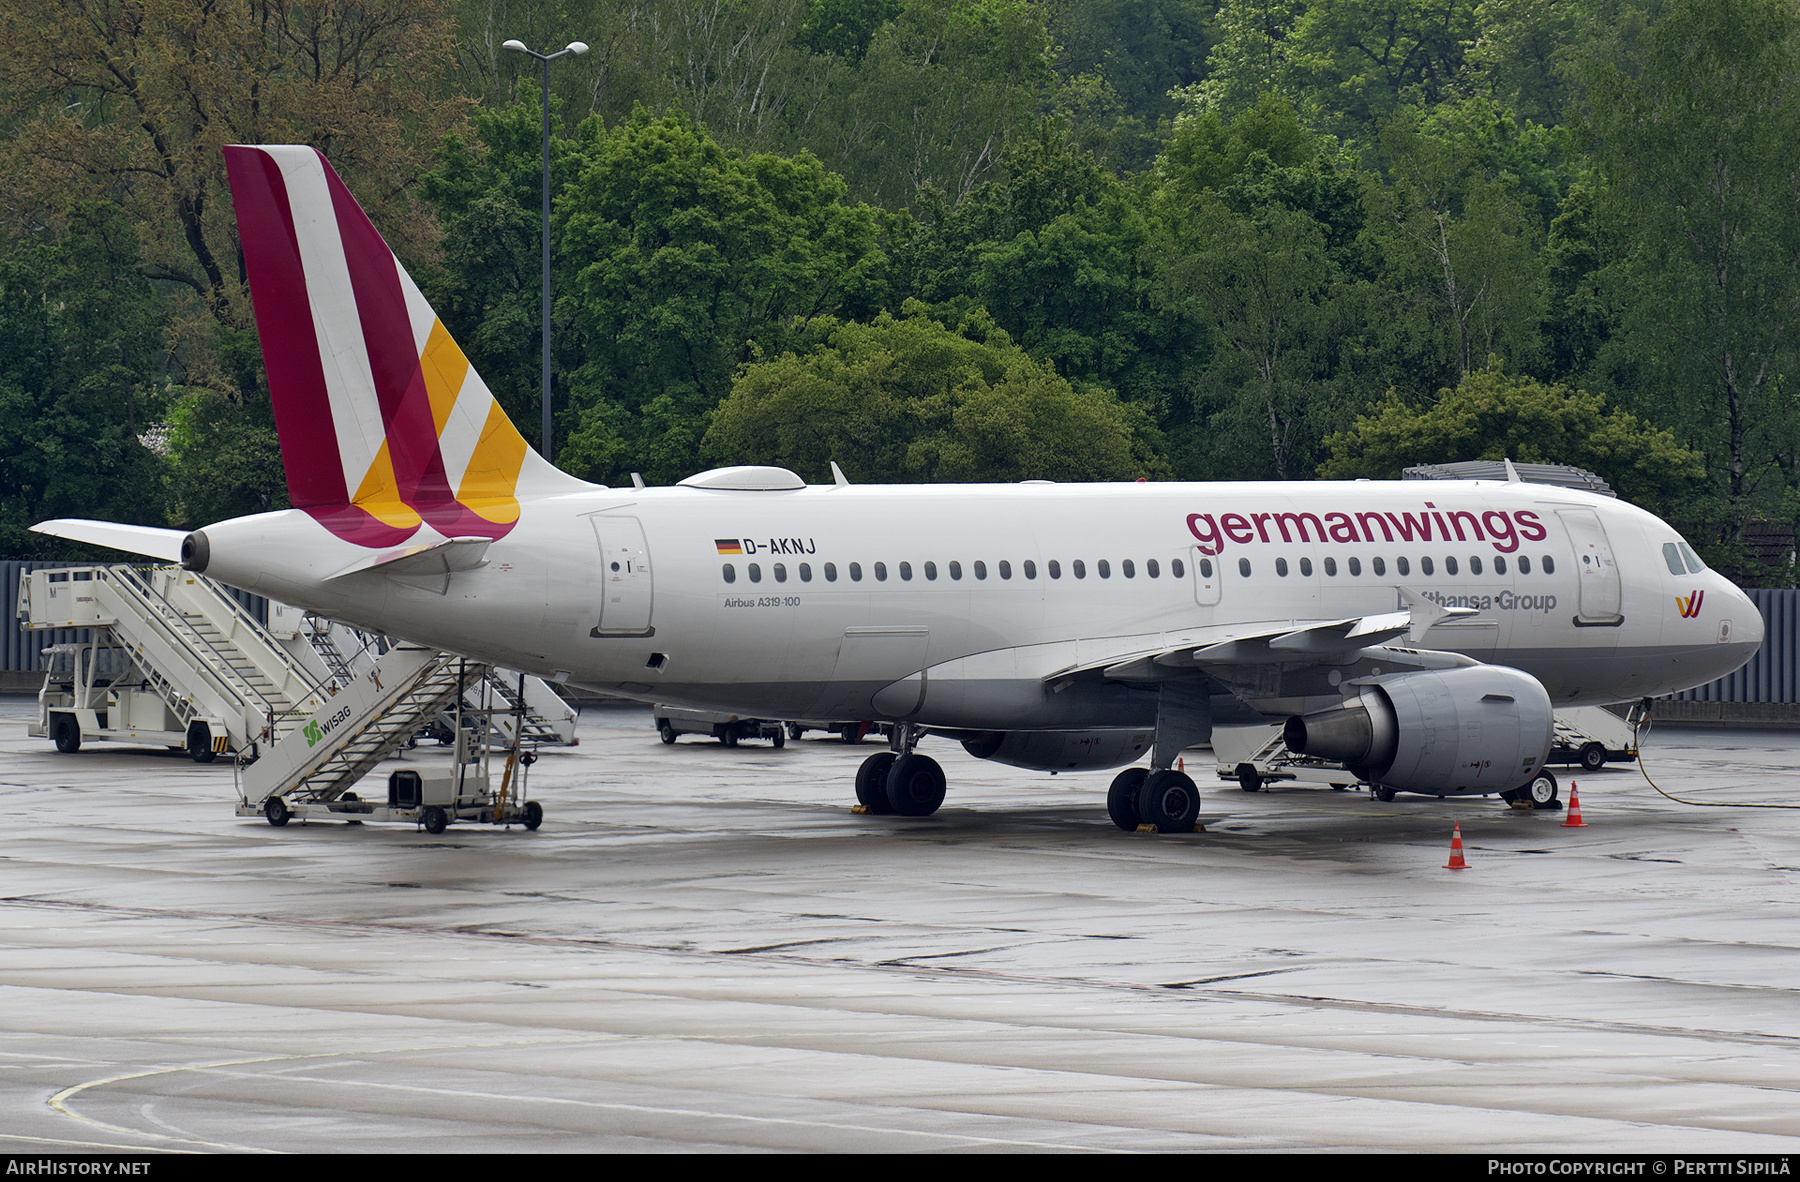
{"left": 20, "top": 565, "right": 570, "bottom": 831}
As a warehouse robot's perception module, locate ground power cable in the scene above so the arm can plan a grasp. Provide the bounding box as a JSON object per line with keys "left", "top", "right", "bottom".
{"left": 1630, "top": 712, "right": 1800, "bottom": 810}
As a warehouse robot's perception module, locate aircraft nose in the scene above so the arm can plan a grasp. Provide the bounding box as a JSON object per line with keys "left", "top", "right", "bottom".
{"left": 1729, "top": 581, "right": 1765, "bottom": 647}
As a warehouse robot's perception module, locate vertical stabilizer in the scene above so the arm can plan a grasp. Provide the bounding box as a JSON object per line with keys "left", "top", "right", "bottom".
{"left": 223, "top": 145, "right": 586, "bottom": 549}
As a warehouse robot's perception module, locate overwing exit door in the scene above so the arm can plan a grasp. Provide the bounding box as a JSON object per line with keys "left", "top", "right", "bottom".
{"left": 590, "top": 515, "right": 655, "bottom": 637}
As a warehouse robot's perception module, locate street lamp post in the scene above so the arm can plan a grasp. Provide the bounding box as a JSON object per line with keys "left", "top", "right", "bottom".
{"left": 502, "top": 38, "right": 588, "bottom": 462}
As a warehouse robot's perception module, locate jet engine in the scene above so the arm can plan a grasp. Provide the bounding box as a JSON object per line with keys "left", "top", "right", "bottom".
{"left": 1283, "top": 664, "right": 1553, "bottom": 795}
{"left": 961, "top": 729, "right": 1152, "bottom": 772}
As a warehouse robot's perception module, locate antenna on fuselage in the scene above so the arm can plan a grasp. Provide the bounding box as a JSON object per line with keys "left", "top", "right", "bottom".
{"left": 631, "top": 473, "right": 646, "bottom": 489}
{"left": 1503, "top": 458, "right": 1521, "bottom": 484}
{"left": 829, "top": 461, "right": 850, "bottom": 487}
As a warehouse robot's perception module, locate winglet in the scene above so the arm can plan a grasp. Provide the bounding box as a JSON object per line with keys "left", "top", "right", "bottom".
{"left": 1397, "top": 586, "right": 1479, "bottom": 642}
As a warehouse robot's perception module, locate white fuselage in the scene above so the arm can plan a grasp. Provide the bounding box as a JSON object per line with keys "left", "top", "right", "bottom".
{"left": 193, "top": 478, "right": 1763, "bottom": 730}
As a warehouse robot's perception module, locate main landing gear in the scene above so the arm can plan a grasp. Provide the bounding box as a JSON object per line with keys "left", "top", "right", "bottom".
{"left": 1106, "top": 766, "right": 1201, "bottom": 833}
{"left": 853, "top": 724, "right": 947, "bottom": 817}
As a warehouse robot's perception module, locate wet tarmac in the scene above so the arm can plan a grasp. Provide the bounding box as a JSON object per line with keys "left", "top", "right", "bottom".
{"left": 1, "top": 698, "right": 1797, "bottom": 1152}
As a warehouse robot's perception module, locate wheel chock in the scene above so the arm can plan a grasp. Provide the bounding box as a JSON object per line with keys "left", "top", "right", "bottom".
{"left": 851, "top": 804, "right": 871, "bottom": 815}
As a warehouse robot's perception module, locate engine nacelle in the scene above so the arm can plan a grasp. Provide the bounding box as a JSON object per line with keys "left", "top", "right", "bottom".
{"left": 1284, "top": 665, "right": 1553, "bottom": 796}
{"left": 961, "top": 729, "right": 1152, "bottom": 772}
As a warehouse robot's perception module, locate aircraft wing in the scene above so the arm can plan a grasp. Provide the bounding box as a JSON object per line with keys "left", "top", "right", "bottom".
{"left": 1046, "top": 588, "right": 1479, "bottom": 685}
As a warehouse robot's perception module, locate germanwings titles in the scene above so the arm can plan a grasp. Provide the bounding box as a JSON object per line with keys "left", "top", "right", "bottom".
{"left": 34, "top": 146, "right": 1764, "bottom": 831}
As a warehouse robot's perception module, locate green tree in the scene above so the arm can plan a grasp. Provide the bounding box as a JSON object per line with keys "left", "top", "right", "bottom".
{"left": 1582, "top": 0, "right": 1800, "bottom": 536}
{"left": 1319, "top": 364, "right": 1704, "bottom": 517}
{"left": 705, "top": 306, "right": 1164, "bottom": 482}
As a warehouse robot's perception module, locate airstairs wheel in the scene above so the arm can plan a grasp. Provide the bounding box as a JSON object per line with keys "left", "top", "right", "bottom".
{"left": 51, "top": 716, "right": 80, "bottom": 754}
{"left": 1579, "top": 742, "right": 1606, "bottom": 772}
{"left": 187, "top": 721, "right": 217, "bottom": 764}
{"left": 522, "top": 801, "right": 543, "bottom": 831}
{"left": 422, "top": 806, "right": 449, "bottom": 834}
{"left": 1235, "top": 762, "right": 1263, "bottom": 792}
{"left": 263, "top": 796, "right": 289, "bottom": 827}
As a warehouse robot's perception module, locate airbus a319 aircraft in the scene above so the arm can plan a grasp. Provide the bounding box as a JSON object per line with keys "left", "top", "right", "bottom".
{"left": 36, "top": 146, "right": 1764, "bottom": 831}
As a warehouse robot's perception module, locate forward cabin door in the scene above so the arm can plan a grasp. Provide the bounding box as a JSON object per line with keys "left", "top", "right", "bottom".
{"left": 590, "top": 515, "right": 655, "bottom": 637}
{"left": 1559, "top": 508, "right": 1623, "bottom": 626}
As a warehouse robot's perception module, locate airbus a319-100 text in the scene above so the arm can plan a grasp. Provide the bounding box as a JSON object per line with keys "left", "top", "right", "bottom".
{"left": 35, "top": 145, "right": 1764, "bottom": 830}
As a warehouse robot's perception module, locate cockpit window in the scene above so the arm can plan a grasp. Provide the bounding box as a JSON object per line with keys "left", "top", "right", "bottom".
{"left": 1678, "top": 542, "right": 1706, "bottom": 574}
{"left": 1663, "top": 543, "right": 1686, "bottom": 576}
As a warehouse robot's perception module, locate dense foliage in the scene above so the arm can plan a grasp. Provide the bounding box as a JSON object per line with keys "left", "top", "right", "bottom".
{"left": 0, "top": 0, "right": 1796, "bottom": 583}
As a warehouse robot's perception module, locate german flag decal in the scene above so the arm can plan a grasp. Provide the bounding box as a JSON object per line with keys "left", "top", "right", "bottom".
{"left": 715, "top": 539, "right": 744, "bottom": 555}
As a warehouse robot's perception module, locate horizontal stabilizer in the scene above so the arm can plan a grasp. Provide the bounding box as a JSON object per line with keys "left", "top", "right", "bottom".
{"left": 326, "top": 536, "right": 492, "bottom": 582}
{"left": 31, "top": 519, "right": 188, "bottom": 563}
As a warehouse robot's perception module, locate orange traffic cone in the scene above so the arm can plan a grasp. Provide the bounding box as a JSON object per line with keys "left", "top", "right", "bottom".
{"left": 1444, "top": 823, "right": 1469, "bottom": 869}
{"left": 1177, "top": 757, "right": 1185, "bottom": 772}
{"left": 1561, "top": 781, "right": 1588, "bottom": 828}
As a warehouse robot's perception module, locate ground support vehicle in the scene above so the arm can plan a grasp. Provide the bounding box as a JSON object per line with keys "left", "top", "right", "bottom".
{"left": 1544, "top": 706, "right": 1639, "bottom": 771}
{"left": 655, "top": 706, "right": 786, "bottom": 747}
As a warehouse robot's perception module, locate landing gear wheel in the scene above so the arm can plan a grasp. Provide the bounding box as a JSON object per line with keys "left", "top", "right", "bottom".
{"left": 1579, "top": 742, "right": 1606, "bottom": 772}
{"left": 422, "top": 805, "right": 449, "bottom": 834}
{"left": 1139, "top": 769, "right": 1200, "bottom": 833}
{"left": 840, "top": 723, "right": 861, "bottom": 744}
{"left": 522, "top": 801, "right": 543, "bottom": 831}
{"left": 1526, "top": 769, "right": 1561, "bottom": 810}
{"left": 187, "top": 721, "right": 217, "bottom": 764}
{"left": 1372, "top": 784, "right": 1397, "bottom": 802}
{"left": 52, "top": 715, "right": 80, "bottom": 754}
{"left": 659, "top": 722, "right": 676, "bottom": 745}
{"left": 1235, "top": 762, "right": 1263, "bottom": 792}
{"left": 1107, "top": 767, "right": 1147, "bottom": 831}
{"left": 886, "top": 753, "right": 946, "bottom": 817}
{"left": 855, "top": 751, "right": 897, "bottom": 814}
{"left": 771, "top": 727, "right": 786, "bottom": 749}
{"left": 263, "top": 796, "right": 289, "bottom": 827}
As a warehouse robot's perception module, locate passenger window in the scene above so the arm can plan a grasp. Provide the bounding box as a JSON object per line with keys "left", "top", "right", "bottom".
{"left": 774, "top": 563, "right": 788, "bottom": 582}
{"left": 972, "top": 561, "right": 984, "bottom": 580}
{"left": 1299, "top": 557, "right": 1313, "bottom": 577}
{"left": 1024, "top": 560, "right": 1037, "bottom": 579}
{"left": 1348, "top": 556, "right": 1361, "bottom": 576}
{"left": 1373, "top": 557, "right": 1385, "bottom": 576}
{"left": 722, "top": 564, "right": 736, "bottom": 584}
{"left": 1147, "top": 559, "right": 1160, "bottom": 578}
{"left": 1397, "top": 556, "right": 1410, "bottom": 576}
{"left": 749, "top": 563, "right": 762, "bottom": 583}
{"left": 999, "top": 560, "right": 1012, "bottom": 579}
{"left": 1097, "top": 560, "right": 1110, "bottom": 579}
{"left": 1122, "top": 559, "right": 1134, "bottom": 578}
{"left": 849, "top": 562, "right": 863, "bottom": 581}
{"left": 1518, "top": 556, "right": 1530, "bottom": 574}
{"left": 1276, "top": 557, "right": 1289, "bottom": 577}
{"left": 1324, "top": 557, "right": 1337, "bottom": 577}
{"left": 799, "top": 562, "right": 813, "bottom": 582}
{"left": 1493, "top": 556, "right": 1506, "bottom": 575}
{"left": 900, "top": 561, "right": 914, "bottom": 580}
{"left": 1663, "top": 543, "right": 1686, "bottom": 576}
{"left": 874, "top": 562, "right": 887, "bottom": 581}
{"left": 949, "top": 561, "right": 962, "bottom": 580}
{"left": 1469, "top": 556, "right": 1481, "bottom": 576}
{"left": 1239, "top": 558, "right": 1252, "bottom": 577}
{"left": 825, "top": 562, "right": 838, "bottom": 581}
{"left": 1543, "top": 555, "right": 1555, "bottom": 574}
{"left": 1174, "top": 558, "right": 1186, "bottom": 578}
{"left": 1421, "top": 557, "right": 1434, "bottom": 576}
{"left": 1444, "top": 556, "right": 1457, "bottom": 575}
{"left": 923, "top": 561, "right": 937, "bottom": 580}
{"left": 1049, "top": 560, "right": 1062, "bottom": 579}
{"left": 1073, "top": 560, "right": 1087, "bottom": 578}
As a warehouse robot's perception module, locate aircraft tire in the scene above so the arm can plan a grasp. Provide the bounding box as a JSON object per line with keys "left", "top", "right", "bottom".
{"left": 658, "top": 723, "right": 676, "bottom": 745}
{"left": 839, "top": 724, "right": 860, "bottom": 744}
{"left": 886, "top": 754, "right": 946, "bottom": 817}
{"left": 1526, "top": 769, "right": 1561, "bottom": 810}
{"left": 1236, "top": 762, "right": 1263, "bottom": 792}
{"left": 1107, "top": 767, "right": 1147, "bottom": 831}
{"left": 787, "top": 723, "right": 804, "bottom": 741}
{"left": 422, "top": 806, "right": 449, "bottom": 834}
{"left": 1140, "top": 769, "right": 1200, "bottom": 833}
{"left": 51, "top": 715, "right": 80, "bottom": 754}
{"left": 523, "top": 801, "right": 543, "bottom": 831}
{"left": 1371, "top": 784, "right": 1397, "bottom": 802}
{"left": 854, "top": 752, "right": 897, "bottom": 814}
{"left": 1579, "top": 743, "right": 1606, "bottom": 772}
{"left": 263, "top": 796, "right": 289, "bottom": 828}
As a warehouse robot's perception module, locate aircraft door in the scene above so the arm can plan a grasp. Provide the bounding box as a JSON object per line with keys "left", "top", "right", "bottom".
{"left": 589, "top": 515, "right": 655, "bottom": 637}
{"left": 1191, "top": 549, "right": 1221, "bottom": 606}
{"left": 1559, "top": 508, "right": 1623, "bottom": 625}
